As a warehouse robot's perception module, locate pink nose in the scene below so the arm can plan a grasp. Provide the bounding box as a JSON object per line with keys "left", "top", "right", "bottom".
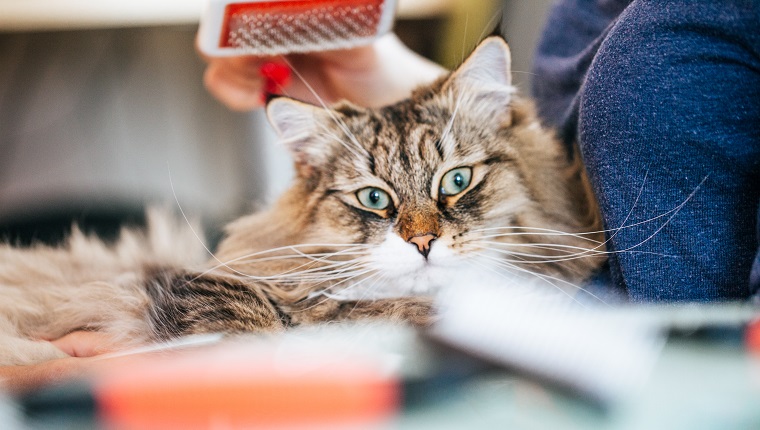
{"left": 408, "top": 234, "right": 437, "bottom": 258}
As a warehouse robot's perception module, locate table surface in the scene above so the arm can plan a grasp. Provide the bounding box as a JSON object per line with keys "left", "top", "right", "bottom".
{"left": 8, "top": 322, "right": 759, "bottom": 430}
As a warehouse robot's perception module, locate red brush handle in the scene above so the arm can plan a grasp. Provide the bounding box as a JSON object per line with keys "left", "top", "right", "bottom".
{"left": 260, "top": 61, "right": 292, "bottom": 103}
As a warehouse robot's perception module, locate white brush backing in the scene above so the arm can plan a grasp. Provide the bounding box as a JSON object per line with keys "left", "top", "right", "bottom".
{"left": 198, "top": 0, "right": 397, "bottom": 57}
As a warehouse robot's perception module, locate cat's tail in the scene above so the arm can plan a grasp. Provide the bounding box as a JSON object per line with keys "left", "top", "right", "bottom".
{"left": 0, "top": 208, "right": 209, "bottom": 364}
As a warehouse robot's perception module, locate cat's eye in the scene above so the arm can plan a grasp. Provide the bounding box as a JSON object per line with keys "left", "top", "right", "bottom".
{"left": 439, "top": 167, "right": 473, "bottom": 197}
{"left": 356, "top": 187, "right": 391, "bottom": 211}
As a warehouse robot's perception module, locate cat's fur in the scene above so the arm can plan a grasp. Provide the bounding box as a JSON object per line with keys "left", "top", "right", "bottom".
{"left": 0, "top": 37, "right": 603, "bottom": 366}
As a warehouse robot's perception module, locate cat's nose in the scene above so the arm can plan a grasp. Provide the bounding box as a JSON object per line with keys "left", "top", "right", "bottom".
{"left": 408, "top": 234, "right": 437, "bottom": 258}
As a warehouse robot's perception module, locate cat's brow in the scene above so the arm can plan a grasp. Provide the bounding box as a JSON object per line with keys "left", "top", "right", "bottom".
{"left": 484, "top": 154, "right": 516, "bottom": 165}
{"left": 434, "top": 139, "right": 445, "bottom": 159}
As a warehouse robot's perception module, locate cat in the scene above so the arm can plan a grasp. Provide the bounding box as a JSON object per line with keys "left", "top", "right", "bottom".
{"left": 0, "top": 37, "right": 604, "bottom": 366}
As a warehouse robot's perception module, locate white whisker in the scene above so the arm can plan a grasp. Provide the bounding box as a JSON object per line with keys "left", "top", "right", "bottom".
{"left": 238, "top": 258, "right": 369, "bottom": 282}
{"left": 439, "top": 90, "right": 464, "bottom": 157}
{"left": 465, "top": 257, "right": 581, "bottom": 305}
{"left": 472, "top": 251, "right": 609, "bottom": 307}
{"left": 478, "top": 241, "right": 671, "bottom": 263}
{"left": 280, "top": 57, "right": 368, "bottom": 158}
{"left": 471, "top": 226, "right": 604, "bottom": 243}
{"left": 482, "top": 241, "right": 605, "bottom": 254}
{"left": 479, "top": 243, "right": 605, "bottom": 261}
{"left": 477, "top": 7, "right": 503, "bottom": 42}
{"left": 187, "top": 243, "right": 373, "bottom": 287}
{"left": 294, "top": 270, "right": 383, "bottom": 312}
{"left": 168, "top": 165, "right": 233, "bottom": 270}
{"left": 615, "top": 175, "right": 708, "bottom": 254}
{"left": 212, "top": 243, "right": 370, "bottom": 266}
{"left": 335, "top": 271, "right": 388, "bottom": 305}
{"left": 314, "top": 122, "right": 366, "bottom": 161}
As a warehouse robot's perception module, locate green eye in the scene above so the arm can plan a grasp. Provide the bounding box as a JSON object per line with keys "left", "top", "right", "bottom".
{"left": 440, "top": 167, "right": 473, "bottom": 197}
{"left": 356, "top": 187, "right": 391, "bottom": 210}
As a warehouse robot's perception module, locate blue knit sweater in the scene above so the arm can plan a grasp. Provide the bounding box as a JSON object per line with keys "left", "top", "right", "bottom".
{"left": 530, "top": 0, "right": 760, "bottom": 301}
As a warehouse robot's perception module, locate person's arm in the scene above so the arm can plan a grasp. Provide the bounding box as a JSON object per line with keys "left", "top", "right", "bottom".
{"left": 201, "top": 34, "right": 446, "bottom": 110}
{"left": 576, "top": 0, "right": 760, "bottom": 301}
{"left": 530, "top": 0, "right": 630, "bottom": 130}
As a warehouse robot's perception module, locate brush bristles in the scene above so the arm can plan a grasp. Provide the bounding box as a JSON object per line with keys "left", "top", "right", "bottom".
{"left": 223, "top": 0, "right": 387, "bottom": 56}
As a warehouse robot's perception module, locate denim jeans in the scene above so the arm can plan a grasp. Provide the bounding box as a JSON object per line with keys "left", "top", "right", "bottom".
{"left": 532, "top": 0, "right": 760, "bottom": 301}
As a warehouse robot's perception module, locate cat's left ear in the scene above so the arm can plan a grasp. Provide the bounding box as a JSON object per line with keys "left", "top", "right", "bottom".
{"left": 445, "top": 37, "right": 514, "bottom": 122}
{"left": 267, "top": 97, "right": 332, "bottom": 177}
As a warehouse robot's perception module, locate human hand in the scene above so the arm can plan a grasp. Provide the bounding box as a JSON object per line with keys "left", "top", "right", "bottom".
{"left": 0, "top": 331, "right": 119, "bottom": 394}
{"left": 0, "top": 356, "right": 92, "bottom": 395}
{"left": 200, "top": 33, "right": 447, "bottom": 110}
{"left": 50, "top": 330, "right": 118, "bottom": 358}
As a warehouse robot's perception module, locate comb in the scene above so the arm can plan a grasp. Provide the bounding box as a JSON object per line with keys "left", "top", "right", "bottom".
{"left": 198, "top": 0, "right": 398, "bottom": 57}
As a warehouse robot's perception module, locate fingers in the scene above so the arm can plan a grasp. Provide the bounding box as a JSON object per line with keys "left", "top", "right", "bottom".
{"left": 198, "top": 38, "right": 385, "bottom": 109}
{"left": 50, "top": 331, "right": 118, "bottom": 358}
{"left": 203, "top": 56, "right": 294, "bottom": 111}
{"left": 204, "top": 57, "right": 266, "bottom": 111}
{"left": 198, "top": 33, "right": 444, "bottom": 110}
{"left": 0, "top": 357, "right": 90, "bottom": 395}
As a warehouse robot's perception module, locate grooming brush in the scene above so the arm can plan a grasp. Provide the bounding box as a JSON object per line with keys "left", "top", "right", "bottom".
{"left": 197, "top": 0, "right": 398, "bottom": 57}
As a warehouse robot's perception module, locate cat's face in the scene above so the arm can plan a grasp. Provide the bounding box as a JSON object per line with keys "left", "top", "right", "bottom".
{"left": 256, "top": 38, "right": 602, "bottom": 299}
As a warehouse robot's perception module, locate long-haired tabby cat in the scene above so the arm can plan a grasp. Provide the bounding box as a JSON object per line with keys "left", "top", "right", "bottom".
{"left": 0, "top": 37, "right": 603, "bottom": 366}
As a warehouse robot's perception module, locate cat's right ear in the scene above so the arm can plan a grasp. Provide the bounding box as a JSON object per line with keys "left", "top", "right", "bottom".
{"left": 266, "top": 97, "right": 331, "bottom": 177}
{"left": 444, "top": 37, "right": 515, "bottom": 124}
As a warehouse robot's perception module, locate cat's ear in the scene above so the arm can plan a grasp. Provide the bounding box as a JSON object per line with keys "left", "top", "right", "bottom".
{"left": 445, "top": 37, "right": 514, "bottom": 121}
{"left": 267, "top": 97, "right": 332, "bottom": 177}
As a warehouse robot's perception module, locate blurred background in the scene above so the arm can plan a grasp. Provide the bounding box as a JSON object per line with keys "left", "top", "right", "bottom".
{"left": 0, "top": 0, "right": 553, "bottom": 247}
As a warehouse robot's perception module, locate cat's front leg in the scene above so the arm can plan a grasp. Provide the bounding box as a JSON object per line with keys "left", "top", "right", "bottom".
{"left": 285, "top": 296, "right": 436, "bottom": 327}
{"left": 144, "top": 270, "right": 290, "bottom": 339}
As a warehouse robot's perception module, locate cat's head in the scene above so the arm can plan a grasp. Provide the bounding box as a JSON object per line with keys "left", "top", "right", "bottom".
{"left": 223, "top": 37, "right": 602, "bottom": 299}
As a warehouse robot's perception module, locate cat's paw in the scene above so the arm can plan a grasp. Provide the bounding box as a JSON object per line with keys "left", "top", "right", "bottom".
{"left": 382, "top": 297, "right": 437, "bottom": 327}
{"left": 332, "top": 297, "right": 437, "bottom": 327}
{"left": 0, "top": 356, "right": 90, "bottom": 394}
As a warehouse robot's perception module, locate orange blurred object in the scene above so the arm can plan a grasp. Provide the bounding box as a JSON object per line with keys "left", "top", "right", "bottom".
{"left": 93, "top": 342, "right": 399, "bottom": 429}
{"left": 744, "top": 318, "right": 760, "bottom": 354}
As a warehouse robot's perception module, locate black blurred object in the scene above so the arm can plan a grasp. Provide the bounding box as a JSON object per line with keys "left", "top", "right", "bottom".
{"left": 0, "top": 209, "right": 146, "bottom": 247}
{"left": 395, "top": 17, "right": 445, "bottom": 60}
